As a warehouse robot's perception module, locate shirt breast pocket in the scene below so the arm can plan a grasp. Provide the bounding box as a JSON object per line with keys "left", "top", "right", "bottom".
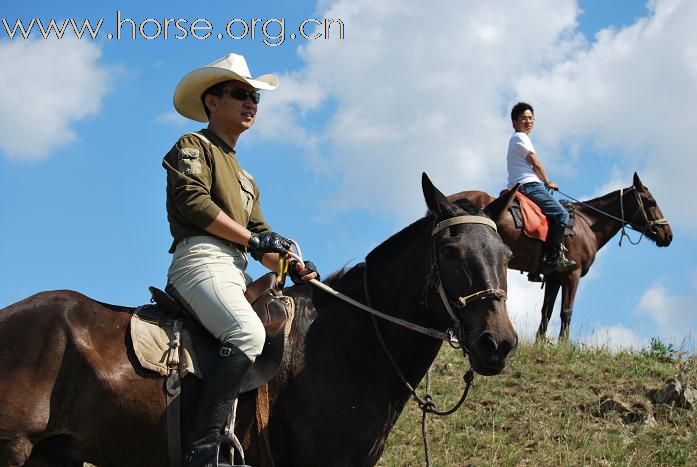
{"left": 237, "top": 173, "right": 256, "bottom": 218}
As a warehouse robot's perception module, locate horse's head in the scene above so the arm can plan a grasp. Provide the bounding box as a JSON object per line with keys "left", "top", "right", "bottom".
{"left": 422, "top": 173, "right": 518, "bottom": 376}
{"left": 630, "top": 173, "right": 673, "bottom": 247}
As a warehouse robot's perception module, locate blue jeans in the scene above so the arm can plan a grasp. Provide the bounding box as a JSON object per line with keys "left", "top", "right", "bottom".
{"left": 519, "top": 182, "right": 569, "bottom": 226}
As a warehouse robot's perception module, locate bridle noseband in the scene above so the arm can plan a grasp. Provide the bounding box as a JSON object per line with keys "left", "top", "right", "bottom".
{"left": 431, "top": 215, "right": 507, "bottom": 347}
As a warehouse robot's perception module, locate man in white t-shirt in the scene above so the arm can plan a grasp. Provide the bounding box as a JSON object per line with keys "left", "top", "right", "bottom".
{"left": 507, "top": 102, "right": 576, "bottom": 274}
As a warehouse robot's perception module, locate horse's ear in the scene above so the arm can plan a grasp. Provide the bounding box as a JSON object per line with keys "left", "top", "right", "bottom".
{"left": 422, "top": 172, "right": 456, "bottom": 219}
{"left": 633, "top": 172, "right": 644, "bottom": 189}
{"left": 485, "top": 184, "right": 518, "bottom": 222}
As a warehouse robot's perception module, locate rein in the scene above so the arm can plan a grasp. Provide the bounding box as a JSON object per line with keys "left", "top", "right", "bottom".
{"left": 557, "top": 188, "right": 669, "bottom": 246}
{"left": 287, "top": 215, "right": 506, "bottom": 345}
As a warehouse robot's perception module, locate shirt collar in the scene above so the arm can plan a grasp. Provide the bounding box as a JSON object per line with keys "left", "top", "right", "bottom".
{"left": 200, "top": 128, "right": 237, "bottom": 156}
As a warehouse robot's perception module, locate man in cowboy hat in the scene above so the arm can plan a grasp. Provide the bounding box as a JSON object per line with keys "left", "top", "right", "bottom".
{"left": 163, "top": 53, "right": 319, "bottom": 467}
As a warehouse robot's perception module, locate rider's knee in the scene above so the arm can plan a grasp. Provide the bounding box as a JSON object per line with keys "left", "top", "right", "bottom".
{"left": 553, "top": 210, "right": 569, "bottom": 226}
{"left": 222, "top": 318, "right": 266, "bottom": 361}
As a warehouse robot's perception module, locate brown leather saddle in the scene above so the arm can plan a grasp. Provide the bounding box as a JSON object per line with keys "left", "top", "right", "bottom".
{"left": 148, "top": 272, "right": 292, "bottom": 393}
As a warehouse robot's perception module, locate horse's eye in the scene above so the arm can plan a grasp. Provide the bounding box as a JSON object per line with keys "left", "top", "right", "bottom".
{"left": 441, "top": 244, "right": 461, "bottom": 259}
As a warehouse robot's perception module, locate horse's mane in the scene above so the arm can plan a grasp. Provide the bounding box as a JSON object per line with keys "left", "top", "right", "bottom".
{"left": 365, "top": 196, "right": 484, "bottom": 270}
{"left": 580, "top": 186, "right": 632, "bottom": 206}
{"left": 449, "top": 197, "right": 489, "bottom": 216}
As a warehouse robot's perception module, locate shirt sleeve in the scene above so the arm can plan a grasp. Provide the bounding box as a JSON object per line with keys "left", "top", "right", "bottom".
{"left": 162, "top": 135, "right": 221, "bottom": 230}
{"left": 514, "top": 133, "right": 536, "bottom": 156}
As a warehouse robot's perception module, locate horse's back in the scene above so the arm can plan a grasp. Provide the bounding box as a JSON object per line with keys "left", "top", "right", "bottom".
{"left": 0, "top": 290, "right": 132, "bottom": 381}
{"left": 0, "top": 291, "right": 167, "bottom": 466}
{"left": 448, "top": 189, "right": 495, "bottom": 208}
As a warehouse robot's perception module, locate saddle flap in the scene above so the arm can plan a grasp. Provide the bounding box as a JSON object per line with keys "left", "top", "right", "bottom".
{"left": 244, "top": 272, "right": 278, "bottom": 304}
{"left": 240, "top": 293, "right": 295, "bottom": 393}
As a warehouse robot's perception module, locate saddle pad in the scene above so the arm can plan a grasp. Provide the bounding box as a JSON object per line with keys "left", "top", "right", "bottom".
{"left": 130, "top": 312, "right": 202, "bottom": 378}
{"left": 505, "top": 191, "right": 548, "bottom": 241}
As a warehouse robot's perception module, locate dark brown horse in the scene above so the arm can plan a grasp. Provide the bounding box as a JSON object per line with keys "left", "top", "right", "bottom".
{"left": 0, "top": 174, "right": 518, "bottom": 467}
{"left": 449, "top": 173, "right": 672, "bottom": 343}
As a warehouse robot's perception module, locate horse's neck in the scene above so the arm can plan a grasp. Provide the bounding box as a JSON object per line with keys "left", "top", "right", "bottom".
{"left": 360, "top": 223, "right": 445, "bottom": 462}
{"left": 363, "top": 219, "right": 444, "bottom": 389}
{"left": 582, "top": 189, "right": 631, "bottom": 249}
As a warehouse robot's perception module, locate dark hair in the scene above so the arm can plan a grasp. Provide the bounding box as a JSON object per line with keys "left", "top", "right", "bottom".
{"left": 511, "top": 102, "right": 534, "bottom": 121}
{"left": 200, "top": 81, "right": 233, "bottom": 119}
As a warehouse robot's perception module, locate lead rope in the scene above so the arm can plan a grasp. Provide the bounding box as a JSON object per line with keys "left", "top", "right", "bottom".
{"left": 286, "top": 232, "right": 486, "bottom": 466}
{"left": 617, "top": 188, "right": 644, "bottom": 246}
{"left": 363, "top": 263, "right": 474, "bottom": 467}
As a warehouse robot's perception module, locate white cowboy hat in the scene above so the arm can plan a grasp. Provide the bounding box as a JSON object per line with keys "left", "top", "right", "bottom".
{"left": 173, "top": 53, "right": 279, "bottom": 122}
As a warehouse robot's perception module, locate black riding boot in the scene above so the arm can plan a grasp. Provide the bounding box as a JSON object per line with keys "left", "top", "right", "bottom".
{"left": 546, "top": 224, "right": 576, "bottom": 272}
{"left": 184, "top": 341, "right": 253, "bottom": 467}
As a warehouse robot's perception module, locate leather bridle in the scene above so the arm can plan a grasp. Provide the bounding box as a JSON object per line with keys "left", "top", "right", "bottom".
{"left": 618, "top": 187, "right": 670, "bottom": 246}
{"left": 430, "top": 215, "right": 507, "bottom": 346}
{"left": 296, "top": 214, "right": 508, "bottom": 345}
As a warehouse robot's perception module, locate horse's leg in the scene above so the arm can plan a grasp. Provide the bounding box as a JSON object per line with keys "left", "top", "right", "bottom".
{"left": 558, "top": 272, "right": 581, "bottom": 342}
{"left": 536, "top": 279, "right": 561, "bottom": 342}
{"left": 0, "top": 436, "right": 33, "bottom": 466}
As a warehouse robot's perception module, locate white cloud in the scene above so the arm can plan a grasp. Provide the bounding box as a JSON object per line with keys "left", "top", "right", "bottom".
{"left": 635, "top": 280, "right": 697, "bottom": 342}
{"left": 506, "top": 272, "right": 555, "bottom": 342}
{"left": 251, "top": 71, "right": 327, "bottom": 165}
{"left": 582, "top": 324, "right": 648, "bottom": 352}
{"left": 0, "top": 38, "right": 110, "bottom": 160}
{"left": 155, "top": 111, "right": 188, "bottom": 126}
{"left": 257, "top": 0, "right": 585, "bottom": 219}
{"left": 256, "top": 0, "right": 694, "bottom": 234}
{"left": 516, "top": 0, "right": 697, "bottom": 230}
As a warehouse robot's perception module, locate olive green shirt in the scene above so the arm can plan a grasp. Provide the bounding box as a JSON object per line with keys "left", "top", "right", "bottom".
{"left": 163, "top": 129, "right": 271, "bottom": 253}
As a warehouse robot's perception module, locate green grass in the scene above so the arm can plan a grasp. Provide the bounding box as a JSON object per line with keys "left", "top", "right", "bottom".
{"left": 378, "top": 342, "right": 697, "bottom": 466}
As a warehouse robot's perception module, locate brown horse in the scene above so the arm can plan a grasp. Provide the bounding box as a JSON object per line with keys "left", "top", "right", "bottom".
{"left": 449, "top": 172, "right": 673, "bottom": 343}
{"left": 0, "top": 174, "right": 518, "bottom": 467}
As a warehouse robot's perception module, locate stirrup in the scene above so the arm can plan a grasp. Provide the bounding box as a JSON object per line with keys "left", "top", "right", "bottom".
{"left": 183, "top": 435, "right": 251, "bottom": 467}
{"left": 555, "top": 254, "right": 576, "bottom": 272}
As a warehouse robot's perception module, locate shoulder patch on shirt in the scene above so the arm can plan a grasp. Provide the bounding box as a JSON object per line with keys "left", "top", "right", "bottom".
{"left": 178, "top": 147, "right": 202, "bottom": 175}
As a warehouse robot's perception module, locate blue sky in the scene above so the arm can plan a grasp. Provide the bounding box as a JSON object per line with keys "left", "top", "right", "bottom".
{"left": 1, "top": 0, "right": 695, "bottom": 350}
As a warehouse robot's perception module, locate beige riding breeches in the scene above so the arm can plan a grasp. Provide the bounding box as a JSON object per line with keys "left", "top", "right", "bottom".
{"left": 167, "top": 235, "right": 266, "bottom": 361}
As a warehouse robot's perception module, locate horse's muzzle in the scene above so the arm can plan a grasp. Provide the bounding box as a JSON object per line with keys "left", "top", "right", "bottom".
{"left": 468, "top": 330, "right": 518, "bottom": 376}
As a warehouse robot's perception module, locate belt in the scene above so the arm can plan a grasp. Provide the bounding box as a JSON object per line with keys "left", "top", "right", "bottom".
{"left": 178, "top": 235, "right": 246, "bottom": 252}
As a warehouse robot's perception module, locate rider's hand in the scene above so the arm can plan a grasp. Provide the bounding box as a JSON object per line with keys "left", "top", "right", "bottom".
{"left": 289, "top": 260, "right": 320, "bottom": 285}
{"left": 247, "top": 231, "right": 292, "bottom": 256}
{"left": 545, "top": 181, "right": 559, "bottom": 191}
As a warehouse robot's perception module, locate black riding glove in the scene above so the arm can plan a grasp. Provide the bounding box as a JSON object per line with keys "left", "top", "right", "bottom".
{"left": 247, "top": 231, "right": 292, "bottom": 261}
{"left": 289, "top": 260, "right": 320, "bottom": 285}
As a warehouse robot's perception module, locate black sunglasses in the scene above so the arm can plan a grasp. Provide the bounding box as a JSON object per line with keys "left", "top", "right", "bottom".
{"left": 222, "top": 87, "right": 261, "bottom": 104}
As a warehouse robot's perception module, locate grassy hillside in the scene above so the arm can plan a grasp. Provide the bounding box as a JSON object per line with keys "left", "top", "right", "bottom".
{"left": 378, "top": 341, "right": 697, "bottom": 466}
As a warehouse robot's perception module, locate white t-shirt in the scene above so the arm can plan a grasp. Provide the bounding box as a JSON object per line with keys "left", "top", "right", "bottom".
{"left": 507, "top": 132, "right": 542, "bottom": 188}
